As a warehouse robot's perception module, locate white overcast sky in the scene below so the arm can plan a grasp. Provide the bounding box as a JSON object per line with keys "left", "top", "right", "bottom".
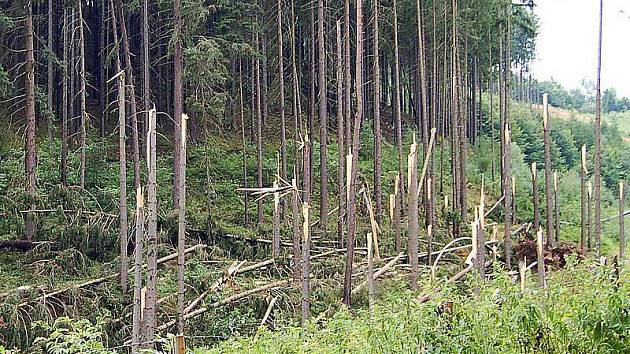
{"left": 531, "top": 0, "right": 630, "bottom": 97}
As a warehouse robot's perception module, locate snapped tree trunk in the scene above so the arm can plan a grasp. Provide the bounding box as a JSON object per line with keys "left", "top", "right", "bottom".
{"left": 542, "top": 93, "right": 554, "bottom": 246}
{"left": 408, "top": 136, "right": 419, "bottom": 289}
{"left": 144, "top": 108, "right": 158, "bottom": 347}
{"left": 132, "top": 188, "right": 144, "bottom": 353}
{"left": 531, "top": 162, "right": 540, "bottom": 231}
{"left": 392, "top": 0, "right": 404, "bottom": 254}
{"left": 177, "top": 115, "right": 187, "bottom": 335}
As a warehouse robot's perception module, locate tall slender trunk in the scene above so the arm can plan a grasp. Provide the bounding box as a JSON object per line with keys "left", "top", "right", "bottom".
{"left": 343, "top": 0, "right": 364, "bottom": 307}
{"left": 117, "top": 0, "right": 141, "bottom": 191}
{"left": 594, "top": 0, "right": 603, "bottom": 256}
{"left": 554, "top": 171, "right": 560, "bottom": 242}
{"left": 301, "top": 132, "right": 311, "bottom": 323}
{"left": 408, "top": 137, "right": 419, "bottom": 289}
{"left": 118, "top": 65, "right": 128, "bottom": 294}
{"left": 343, "top": 0, "right": 352, "bottom": 157}
{"left": 99, "top": 0, "right": 107, "bottom": 138}
{"left": 503, "top": 125, "right": 512, "bottom": 269}
{"left": 131, "top": 188, "right": 144, "bottom": 353}
{"left": 542, "top": 93, "right": 554, "bottom": 246}
{"left": 588, "top": 181, "right": 593, "bottom": 250}
{"left": 61, "top": 7, "right": 69, "bottom": 187}
{"left": 255, "top": 33, "right": 264, "bottom": 225}
{"left": 373, "top": 0, "right": 382, "bottom": 223}
{"left": 392, "top": 0, "right": 404, "bottom": 253}
{"left": 336, "top": 21, "right": 345, "bottom": 248}
{"left": 277, "top": 0, "right": 287, "bottom": 214}
{"left": 142, "top": 0, "right": 150, "bottom": 153}
{"left": 144, "top": 108, "right": 158, "bottom": 347}
{"left": 239, "top": 62, "right": 249, "bottom": 225}
{"left": 292, "top": 169, "right": 301, "bottom": 281}
{"left": 25, "top": 0, "right": 37, "bottom": 241}
{"left": 173, "top": 0, "right": 183, "bottom": 210}
{"left": 317, "top": 0, "right": 328, "bottom": 237}
{"left": 47, "top": 0, "right": 54, "bottom": 140}
{"left": 78, "top": 1, "right": 87, "bottom": 189}
{"left": 176, "top": 115, "right": 187, "bottom": 335}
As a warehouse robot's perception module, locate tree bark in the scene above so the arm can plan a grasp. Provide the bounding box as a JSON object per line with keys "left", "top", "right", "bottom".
{"left": 542, "top": 93, "right": 554, "bottom": 246}
{"left": 47, "top": 0, "right": 54, "bottom": 140}
{"left": 117, "top": 0, "right": 141, "bottom": 191}
{"left": 144, "top": 108, "right": 158, "bottom": 347}
{"left": 580, "top": 145, "right": 587, "bottom": 250}
{"left": 554, "top": 172, "right": 560, "bottom": 242}
{"left": 132, "top": 188, "right": 144, "bottom": 353}
{"left": 373, "top": 0, "right": 382, "bottom": 223}
{"left": 61, "top": 6, "right": 69, "bottom": 187}
{"left": 408, "top": 137, "right": 419, "bottom": 289}
{"left": 342, "top": 0, "right": 364, "bottom": 307}
{"left": 173, "top": 0, "right": 184, "bottom": 210}
{"left": 177, "top": 115, "right": 187, "bottom": 335}
{"left": 317, "top": 0, "right": 328, "bottom": 238}
{"left": 392, "top": 0, "right": 404, "bottom": 253}
{"left": 25, "top": 0, "right": 37, "bottom": 241}
{"left": 78, "top": 1, "right": 87, "bottom": 189}
{"left": 336, "top": 21, "right": 345, "bottom": 248}
{"left": 142, "top": 0, "right": 150, "bottom": 153}
{"left": 531, "top": 162, "right": 540, "bottom": 231}
{"left": 277, "top": 0, "right": 288, "bottom": 219}
{"left": 620, "top": 181, "right": 625, "bottom": 263}
{"left": 594, "top": 0, "right": 603, "bottom": 256}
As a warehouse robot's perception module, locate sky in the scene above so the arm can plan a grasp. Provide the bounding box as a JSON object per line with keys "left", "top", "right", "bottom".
{"left": 531, "top": 0, "right": 630, "bottom": 97}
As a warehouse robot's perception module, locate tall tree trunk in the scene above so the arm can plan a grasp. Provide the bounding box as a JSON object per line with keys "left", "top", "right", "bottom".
{"left": 144, "top": 108, "right": 158, "bottom": 347}
{"left": 373, "top": 0, "right": 382, "bottom": 223}
{"left": 408, "top": 137, "right": 419, "bottom": 289}
{"left": 132, "top": 188, "right": 144, "bottom": 353}
{"left": 503, "top": 125, "right": 512, "bottom": 269}
{"left": 343, "top": 0, "right": 352, "bottom": 160}
{"left": 99, "top": 0, "right": 107, "bottom": 138}
{"left": 173, "top": 0, "right": 183, "bottom": 210}
{"left": 301, "top": 132, "right": 311, "bottom": 323}
{"left": 292, "top": 168, "right": 301, "bottom": 281}
{"left": 118, "top": 68, "right": 128, "bottom": 293}
{"left": 554, "top": 171, "right": 560, "bottom": 242}
{"left": 255, "top": 33, "right": 264, "bottom": 225}
{"left": 61, "top": 6, "right": 68, "bottom": 187}
{"left": 588, "top": 182, "right": 593, "bottom": 250}
{"left": 176, "top": 115, "right": 187, "bottom": 335}
{"left": 277, "top": 0, "right": 287, "bottom": 218}
{"left": 78, "top": 1, "right": 87, "bottom": 189}
{"left": 25, "top": 0, "right": 37, "bottom": 241}
{"left": 142, "top": 0, "right": 150, "bottom": 153}
{"left": 343, "top": 0, "right": 364, "bottom": 307}
{"left": 594, "top": 0, "right": 603, "bottom": 256}
{"left": 47, "top": 0, "right": 54, "bottom": 140}
{"left": 317, "top": 0, "right": 328, "bottom": 237}
{"left": 392, "top": 0, "right": 404, "bottom": 253}
{"left": 117, "top": 1, "right": 141, "bottom": 191}
{"left": 542, "top": 93, "right": 554, "bottom": 246}
{"left": 239, "top": 61, "right": 249, "bottom": 225}
{"left": 336, "top": 20, "right": 345, "bottom": 248}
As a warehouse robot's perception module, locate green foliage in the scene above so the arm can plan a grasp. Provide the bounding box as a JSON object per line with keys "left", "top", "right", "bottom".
{"left": 202, "top": 262, "right": 630, "bottom": 353}
{"left": 31, "top": 317, "right": 114, "bottom": 354}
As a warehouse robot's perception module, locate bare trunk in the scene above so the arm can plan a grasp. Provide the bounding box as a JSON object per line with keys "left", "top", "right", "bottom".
{"left": 503, "top": 126, "right": 512, "bottom": 269}
{"left": 177, "top": 115, "right": 187, "bottom": 335}
{"left": 173, "top": 0, "right": 183, "bottom": 210}
{"left": 78, "top": 1, "right": 87, "bottom": 189}
{"left": 47, "top": 0, "right": 54, "bottom": 140}
{"left": 255, "top": 33, "right": 264, "bottom": 225}
{"left": 118, "top": 1, "right": 141, "bottom": 191}
{"left": 336, "top": 21, "right": 345, "bottom": 248}
{"left": 392, "top": 0, "right": 404, "bottom": 253}
{"left": 292, "top": 170, "right": 301, "bottom": 281}
{"left": 142, "top": 0, "right": 150, "bottom": 153}
{"left": 580, "top": 145, "right": 587, "bottom": 250}
{"left": 373, "top": 0, "right": 382, "bottom": 223}
{"left": 408, "top": 137, "right": 419, "bottom": 289}
{"left": 554, "top": 172, "right": 560, "bottom": 242}
{"left": 132, "top": 188, "right": 144, "bottom": 353}
{"left": 594, "top": 0, "right": 603, "bottom": 256}
{"left": 61, "top": 7, "right": 68, "bottom": 187}
{"left": 342, "top": 0, "right": 364, "bottom": 307}
{"left": 25, "top": 0, "right": 37, "bottom": 241}
{"left": 301, "top": 201, "right": 311, "bottom": 326}
{"left": 531, "top": 162, "right": 539, "bottom": 231}
{"left": 620, "top": 181, "right": 625, "bottom": 263}
{"left": 239, "top": 62, "right": 249, "bottom": 225}
{"left": 317, "top": 0, "right": 328, "bottom": 237}
{"left": 542, "top": 93, "right": 554, "bottom": 246}
{"left": 277, "top": 0, "right": 288, "bottom": 215}
{"left": 144, "top": 108, "right": 158, "bottom": 347}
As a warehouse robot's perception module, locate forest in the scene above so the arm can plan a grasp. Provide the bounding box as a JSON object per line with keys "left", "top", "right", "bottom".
{"left": 0, "top": 0, "right": 628, "bottom": 352}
